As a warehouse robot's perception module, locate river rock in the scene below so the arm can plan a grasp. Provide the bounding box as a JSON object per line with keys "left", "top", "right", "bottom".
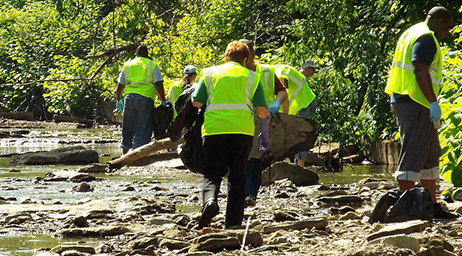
{"left": 129, "top": 236, "right": 160, "bottom": 249}
{"left": 261, "top": 162, "right": 319, "bottom": 186}
{"left": 158, "top": 238, "right": 191, "bottom": 250}
{"left": 366, "top": 234, "right": 420, "bottom": 253}
{"left": 366, "top": 220, "right": 431, "bottom": 241}
{"left": 72, "top": 182, "right": 94, "bottom": 192}
{"left": 77, "top": 163, "right": 107, "bottom": 173}
{"left": 189, "top": 237, "right": 241, "bottom": 253}
{"left": 10, "top": 146, "right": 99, "bottom": 165}
{"left": 317, "top": 195, "right": 364, "bottom": 206}
{"left": 41, "top": 171, "right": 97, "bottom": 183}
{"left": 274, "top": 210, "right": 298, "bottom": 221}
{"left": 248, "top": 114, "right": 316, "bottom": 161}
{"left": 55, "top": 225, "right": 130, "bottom": 238}
{"left": 262, "top": 218, "right": 328, "bottom": 234}
{"left": 50, "top": 245, "right": 96, "bottom": 254}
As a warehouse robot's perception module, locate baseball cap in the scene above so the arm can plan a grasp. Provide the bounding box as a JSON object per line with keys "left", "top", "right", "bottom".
{"left": 301, "top": 59, "right": 317, "bottom": 69}
{"left": 184, "top": 65, "right": 197, "bottom": 74}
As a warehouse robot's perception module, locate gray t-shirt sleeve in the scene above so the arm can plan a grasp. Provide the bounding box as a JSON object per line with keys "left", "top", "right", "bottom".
{"left": 152, "top": 65, "right": 163, "bottom": 83}
{"left": 412, "top": 34, "right": 437, "bottom": 66}
{"left": 117, "top": 68, "right": 125, "bottom": 85}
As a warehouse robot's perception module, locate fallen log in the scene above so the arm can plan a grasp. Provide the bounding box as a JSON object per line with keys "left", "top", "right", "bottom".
{"left": 53, "top": 115, "right": 94, "bottom": 127}
{"left": 107, "top": 137, "right": 185, "bottom": 170}
{"left": 0, "top": 111, "right": 34, "bottom": 121}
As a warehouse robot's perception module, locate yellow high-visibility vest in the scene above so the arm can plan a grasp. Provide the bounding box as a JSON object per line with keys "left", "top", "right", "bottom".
{"left": 167, "top": 81, "right": 183, "bottom": 116}
{"left": 123, "top": 57, "right": 158, "bottom": 99}
{"left": 274, "top": 65, "right": 316, "bottom": 115}
{"left": 385, "top": 22, "right": 443, "bottom": 108}
{"left": 255, "top": 63, "right": 276, "bottom": 105}
{"left": 202, "top": 62, "right": 260, "bottom": 136}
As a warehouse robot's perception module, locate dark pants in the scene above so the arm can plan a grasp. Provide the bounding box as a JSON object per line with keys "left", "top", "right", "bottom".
{"left": 202, "top": 134, "right": 253, "bottom": 228}
{"left": 245, "top": 158, "right": 263, "bottom": 200}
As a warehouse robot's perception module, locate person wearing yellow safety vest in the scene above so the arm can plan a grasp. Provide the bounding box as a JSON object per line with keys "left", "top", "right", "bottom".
{"left": 274, "top": 59, "right": 317, "bottom": 167}
{"left": 239, "top": 39, "right": 288, "bottom": 208}
{"left": 167, "top": 65, "right": 198, "bottom": 116}
{"left": 116, "top": 45, "right": 167, "bottom": 155}
{"left": 385, "top": 6, "right": 458, "bottom": 219}
{"left": 192, "top": 41, "right": 269, "bottom": 229}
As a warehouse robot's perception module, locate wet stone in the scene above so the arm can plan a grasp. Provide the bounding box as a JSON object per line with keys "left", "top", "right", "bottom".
{"left": 72, "top": 182, "right": 94, "bottom": 192}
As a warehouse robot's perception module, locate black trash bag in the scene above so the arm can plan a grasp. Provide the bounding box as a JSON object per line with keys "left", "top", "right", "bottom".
{"left": 368, "top": 187, "right": 434, "bottom": 224}
{"left": 152, "top": 102, "right": 174, "bottom": 140}
{"left": 368, "top": 189, "right": 401, "bottom": 224}
{"left": 168, "top": 84, "right": 198, "bottom": 142}
{"left": 178, "top": 107, "right": 205, "bottom": 174}
{"left": 384, "top": 187, "right": 433, "bottom": 223}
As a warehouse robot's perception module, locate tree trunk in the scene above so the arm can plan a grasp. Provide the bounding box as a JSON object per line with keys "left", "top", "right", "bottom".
{"left": 107, "top": 137, "right": 185, "bottom": 170}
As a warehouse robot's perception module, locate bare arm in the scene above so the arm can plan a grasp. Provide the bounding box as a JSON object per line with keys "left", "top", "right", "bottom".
{"left": 276, "top": 90, "right": 288, "bottom": 114}
{"left": 413, "top": 61, "right": 437, "bottom": 103}
{"left": 116, "top": 83, "right": 125, "bottom": 101}
{"left": 154, "top": 81, "right": 167, "bottom": 101}
{"left": 192, "top": 101, "right": 204, "bottom": 108}
{"left": 256, "top": 106, "right": 269, "bottom": 119}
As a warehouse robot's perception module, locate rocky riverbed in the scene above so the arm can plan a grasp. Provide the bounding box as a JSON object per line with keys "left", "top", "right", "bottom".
{"left": 1, "top": 118, "right": 462, "bottom": 256}
{"left": 1, "top": 158, "right": 462, "bottom": 256}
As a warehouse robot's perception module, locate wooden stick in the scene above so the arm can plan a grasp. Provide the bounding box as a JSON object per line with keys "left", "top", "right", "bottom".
{"left": 241, "top": 216, "right": 251, "bottom": 251}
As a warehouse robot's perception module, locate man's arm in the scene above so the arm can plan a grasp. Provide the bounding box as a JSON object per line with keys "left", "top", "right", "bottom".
{"left": 256, "top": 106, "right": 269, "bottom": 119}
{"left": 154, "top": 81, "right": 166, "bottom": 101}
{"left": 116, "top": 83, "right": 125, "bottom": 101}
{"left": 413, "top": 61, "right": 437, "bottom": 103}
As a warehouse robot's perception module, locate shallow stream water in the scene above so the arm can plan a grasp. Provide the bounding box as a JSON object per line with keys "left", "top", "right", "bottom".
{"left": 0, "top": 127, "right": 394, "bottom": 255}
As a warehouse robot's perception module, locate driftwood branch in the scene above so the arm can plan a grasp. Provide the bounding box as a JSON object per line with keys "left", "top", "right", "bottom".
{"left": 85, "top": 43, "right": 139, "bottom": 59}
{"left": 0, "top": 78, "right": 91, "bottom": 88}
{"left": 0, "top": 43, "right": 140, "bottom": 88}
{"left": 107, "top": 137, "right": 185, "bottom": 170}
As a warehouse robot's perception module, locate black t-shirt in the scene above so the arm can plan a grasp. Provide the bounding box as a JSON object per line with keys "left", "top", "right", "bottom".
{"left": 391, "top": 34, "right": 437, "bottom": 103}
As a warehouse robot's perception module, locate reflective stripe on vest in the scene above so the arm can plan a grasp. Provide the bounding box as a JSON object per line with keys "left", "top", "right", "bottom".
{"left": 256, "top": 63, "right": 276, "bottom": 105}
{"left": 391, "top": 61, "right": 441, "bottom": 86}
{"left": 205, "top": 68, "right": 255, "bottom": 111}
{"left": 202, "top": 62, "right": 259, "bottom": 136}
{"left": 386, "top": 22, "right": 443, "bottom": 108}
{"left": 274, "top": 65, "right": 315, "bottom": 115}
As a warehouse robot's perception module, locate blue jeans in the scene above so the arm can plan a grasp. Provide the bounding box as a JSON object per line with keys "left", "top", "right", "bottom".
{"left": 245, "top": 158, "right": 263, "bottom": 200}
{"left": 121, "top": 93, "right": 154, "bottom": 150}
{"left": 296, "top": 99, "right": 317, "bottom": 160}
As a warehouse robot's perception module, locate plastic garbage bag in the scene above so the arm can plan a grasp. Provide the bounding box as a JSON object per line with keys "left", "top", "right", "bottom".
{"left": 178, "top": 107, "right": 204, "bottom": 174}
{"left": 152, "top": 102, "right": 174, "bottom": 140}
{"left": 369, "top": 187, "right": 433, "bottom": 224}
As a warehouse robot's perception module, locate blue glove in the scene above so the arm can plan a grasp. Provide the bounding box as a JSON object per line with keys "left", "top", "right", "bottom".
{"left": 257, "top": 118, "right": 270, "bottom": 152}
{"left": 160, "top": 100, "right": 166, "bottom": 107}
{"left": 116, "top": 100, "right": 124, "bottom": 112}
{"left": 268, "top": 100, "right": 281, "bottom": 118}
{"left": 429, "top": 101, "right": 441, "bottom": 122}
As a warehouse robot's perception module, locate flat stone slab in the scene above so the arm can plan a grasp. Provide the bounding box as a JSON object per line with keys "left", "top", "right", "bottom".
{"left": 366, "top": 220, "right": 430, "bottom": 241}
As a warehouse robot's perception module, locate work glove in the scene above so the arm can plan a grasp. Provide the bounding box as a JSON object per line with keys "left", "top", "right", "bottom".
{"left": 268, "top": 100, "right": 281, "bottom": 118}
{"left": 429, "top": 101, "right": 441, "bottom": 122}
{"left": 257, "top": 118, "right": 270, "bottom": 152}
{"left": 116, "top": 99, "right": 124, "bottom": 112}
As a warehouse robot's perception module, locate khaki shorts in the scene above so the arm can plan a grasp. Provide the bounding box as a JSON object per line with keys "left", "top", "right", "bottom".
{"left": 391, "top": 101, "right": 441, "bottom": 182}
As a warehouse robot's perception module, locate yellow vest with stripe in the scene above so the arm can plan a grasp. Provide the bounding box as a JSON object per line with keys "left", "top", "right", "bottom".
{"left": 123, "top": 57, "right": 158, "bottom": 99}
{"left": 168, "top": 81, "right": 183, "bottom": 117}
{"left": 168, "top": 81, "right": 183, "bottom": 104}
{"left": 385, "top": 22, "right": 443, "bottom": 108}
{"left": 274, "top": 65, "right": 316, "bottom": 115}
{"left": 255, "top": 63, "right": 276, "bottom": 105}
{"left": 202, "top": 61, "right": 260, "bottom": 136}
